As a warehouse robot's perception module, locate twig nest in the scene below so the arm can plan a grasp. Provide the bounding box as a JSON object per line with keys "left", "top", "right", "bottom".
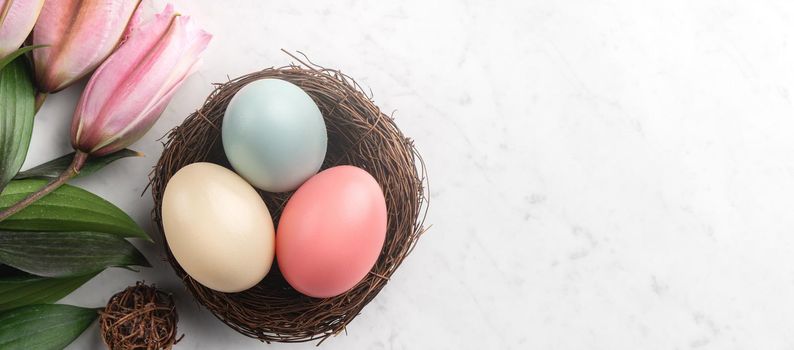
{"left": 99, "top": 282, "right": 181, "bottom": 350}
{"left": 149, "top": 55, "right": 429, "bottom": 343}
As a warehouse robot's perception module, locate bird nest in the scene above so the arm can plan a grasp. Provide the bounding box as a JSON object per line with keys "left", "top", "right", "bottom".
{"left": 149, "top": 54, "right": 429, "bottom": 343}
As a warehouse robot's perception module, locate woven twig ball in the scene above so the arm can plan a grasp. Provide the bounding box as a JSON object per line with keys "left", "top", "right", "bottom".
{"left": 149, "top": 54, "right": 429, "bottom": 343}
{"left": 99, "top": 282, "right": 181, "bottom": 350}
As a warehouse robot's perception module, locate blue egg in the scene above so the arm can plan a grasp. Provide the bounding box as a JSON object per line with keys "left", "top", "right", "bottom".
{"left": 222, "top": 79, "right": 327, "bottom": 192}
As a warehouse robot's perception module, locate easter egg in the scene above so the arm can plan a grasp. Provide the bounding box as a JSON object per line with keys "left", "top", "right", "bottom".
{"left": 161, "top": 162, "right": 275, "bottom": 293}
{"left": 276, "top": 165, "right": 387, "bottom": 298}
{"left": 222, "top": 78, "right": 327, "bottom": 192}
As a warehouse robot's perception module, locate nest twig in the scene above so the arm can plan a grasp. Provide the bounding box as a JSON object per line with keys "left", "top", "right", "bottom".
{"left": 148, "top": 52, "right": 429, "bottom": 344}
{"left": 99, "top": 282, "right": 181, "bottom": 350}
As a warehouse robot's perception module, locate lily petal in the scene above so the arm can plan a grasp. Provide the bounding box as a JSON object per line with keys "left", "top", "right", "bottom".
{"left": 33, "top": 0, "right": 141, "bottom": 92}
{"left": 71, "top": 4, "right": 211, "bottom": 156}
{"left": 0, "top": 0, "right": 45, "bottom": 58}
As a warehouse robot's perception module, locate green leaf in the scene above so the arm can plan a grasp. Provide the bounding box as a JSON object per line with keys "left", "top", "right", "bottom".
{"left": 15, "top": 149, "right": 143, "bottom": 180}
{"left": 0, "top": 304, "right": 97, "bottom": 350}
{"left": 0, "top": 179, "right": 151, "bottom": 240}
{"left": 0, "top": 56, "right": 35, "bottom": 192}
{"left": 0, "top": 264, "right": 22, "bottom": 276}
{"left": 0, "top": 273, "right": 97, "bottom": 311}
{"left": 0, "top": 230, "right": 150, "bottom": 278}
{"left": 0, "top": 46, "right": 45, "bottom": 71}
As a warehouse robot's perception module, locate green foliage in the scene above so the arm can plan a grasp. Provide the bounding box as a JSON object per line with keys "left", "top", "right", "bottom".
{"left": 0, "top": 230, "right": 149, "bottom": 277}
{"left": 0, "top": 180, "right": 151, "bottom": 240}
{"left": 0, "top": 304, "right": 98, "bottom": 350}
{"left": 16, "top": 149, "right": 143, "bottom": 180}
{"left": 0, "top": 56, "right": 34, "bottom": 192}
{"left": 0, "top": 273, "right": 97, "bottom": 311}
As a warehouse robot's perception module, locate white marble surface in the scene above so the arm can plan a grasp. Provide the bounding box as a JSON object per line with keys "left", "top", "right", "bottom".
{"left": 20, "top": 0, "right": 789, "bottom": 348}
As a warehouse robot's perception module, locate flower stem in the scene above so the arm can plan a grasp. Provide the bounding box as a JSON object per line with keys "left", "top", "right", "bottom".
{"left": 0, "top": 150, "right": 88, "bottom": 222}
{"left": 34, "top": 92, "right": 47, "bottom": 113}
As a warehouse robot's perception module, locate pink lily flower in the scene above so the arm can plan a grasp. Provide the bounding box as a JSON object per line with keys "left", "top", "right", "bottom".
{"left": 32, "top": 0, "right": 141, "bottom": 92}
{"left": 0, "top": 0, "right": 45, "bottom": 58}
{"left": 71, "top": 4, "right": 211, "bottom": 156}
{"left": 0, "top": 4, "right": 210, "bottom": 222}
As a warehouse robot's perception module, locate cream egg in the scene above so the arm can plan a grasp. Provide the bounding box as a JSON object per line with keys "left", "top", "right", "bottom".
{"left": 161, "top": 162, "right": 275, "bottom": 293}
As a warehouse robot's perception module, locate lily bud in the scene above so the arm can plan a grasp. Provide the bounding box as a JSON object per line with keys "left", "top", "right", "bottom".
{"left": 0, "top": 0, "right": 45, "bottom": 58}
{"left": 32, "top": 0, "right": 141, "bottom": 92}
{"left": 71, "top": 4, "right": 211, "bottom": 156}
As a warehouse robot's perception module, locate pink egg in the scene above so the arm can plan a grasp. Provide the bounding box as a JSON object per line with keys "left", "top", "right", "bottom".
{"left": 276, "top": 165, "right": 387, "bottom": 298}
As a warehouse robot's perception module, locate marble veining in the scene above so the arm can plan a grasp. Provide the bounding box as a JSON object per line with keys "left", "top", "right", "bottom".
{"left": 18, "top": 0, "right": 791, "bottom": 348}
